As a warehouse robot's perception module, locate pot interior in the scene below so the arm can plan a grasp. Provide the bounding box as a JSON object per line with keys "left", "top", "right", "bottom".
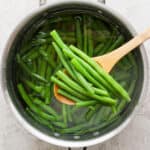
{"left": 5, "top": 3, "right": 144, "bottom": 142}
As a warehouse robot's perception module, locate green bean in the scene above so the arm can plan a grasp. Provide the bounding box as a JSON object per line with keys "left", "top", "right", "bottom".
{"left": 26, "top": 108, "right": 54, "bottom": 130}
{"left": 39, "top": 46, "right": 55, "bottom": 67}
{"left": 32, "top": 60, "right": 37, "bottom": 73}
{"left": 56, "top": 70, "right": 94, "bottom": 95}
{"left": 51, "top": 76, "right": 88, "bottom": 100}
{"left": 53, "top": 121, "right": 67, "bottom": 128}
{"left": 45, "top": 66, "right": 52, "bottom": 81}
{"left": 50, "top": 44, "right": 57, "bottom": 60}
{"left": 128, "top": 79, "right": 136, "bottom": 96}
{"left": 50, "top": 30, "right": 67, "bottom": 49}
{"left": 50, "top": 82, "right": 54, "bottom": 97}
{"left": 40, "top": 58, "right": 47, "bottom": 78}
{"left": 70, "top": 106, "right": 79, "bottom": 116}
{"left": 117, "top": 62, "right": 130, "bottom": 71}
{"left": 127, "top": 53, "right": 138, "bottom": 77}
{"left": 36, "top": 32, "right": 49, "bottom": 39}
{"left": 62, "top": 104, "right": 67, "bottom": 126}
{"left": 94, "top": 106, "right": 111, "bottom": 124}
{"left": 126, "top": 54, "right": 137, "bottom": 94}
{"left": 39, "top": 87, "right": 46, "bottom": 98}
{"left": 23, "top": 79, "right": 43, "bottom": 93}
{"left": 112, "top": 106, "right": 117, "bottom": 114}
{"left": 73, "top": 109, "right": 88, "bottom": 124}
{"left": 17, "top": 54, "right": 28, "bottom": 69}
{"left": 44, "top": 85, "right": 51, "bottom": 104}
{"left": 87, "top": 29, "right": 93, "bottom": 56}
{"left": 108, "top": 100, "right": 127, "bottom": 121}
{"left": 20, "top": 44, "right": 34, "bottom": 55}
{"left": 127, "top": 53, "right": 136, "bottom": 66}
{"left": 58, "top": 89, "right": 81, "bottom": 102}
{"left": 32, "top": 38, "right": 47, "bottom": 45}
{"left": 84, "top": 106, "right": 98, "bottom": 123}
{"left": 67, "top": 106, "right": 73, "bottom": 122}
{"left": 22, "top": 48, "right": 39, "bottom": 62}
{"left": 60, "top": 123, "right": 88, "bottom": 134}
{"left": 119, "top": 81, "right": 128, "bottom": 89}
{"left": 76, "top": 101, "right": 97, "bottom": 107}
{"left": 94, "top": 43, "right": 105, "bottom": 56}
{"left": 75, "top": 16, "right": 82, "bottom": 49}
{"left": 83, "top": 15, "right": 88, "bottom": 53}
{"left": 60, "top": 31, "right": 75, "bottom": 37}
{"left": 93, "top": 19, "right": 109, "bottom": 31}
{"left": 17, "top": 84, "right": 56, "bottom": 121}
{"left": 113, "top": 72, "right": 130, "bottom": 81}
{"left": 75, "top": 71, "right": 95, "bottom": 95}
{"left": 33, "top": 72, "right": 48, "bottom": 83}
{"left": 94, "top": 30, "right": 111, "bottom": 43}
{"left": 94, "top": 88, "right": 109, "bottom": 96}
{"left": 33, "top": 98, "right": 60, "bottom": 119}
{"left": 117, "top": 100, "right": 127, "bottom": 113}
{"left": 77, "top": 116, "right": 118, "bottom": 135}
{"left": 52, "top": 63, "right": 62, "bottom": 75}
{"left": 91, "top": 95, "right": 117, "bottom": 106}
{"left": 63, "top": 36, "right": 76, "bottom": 44}
{"left": 86, "top": 104, "right": 101, "bottom": 121}
{"left": 37, "top": 56, "right": 42, "bottom": 75}
{"left": 52, "top": 42, "right": 76, "bottom": 79}
{"left": 50, "top": 31, "right": 78, "bottom": 70}
{"left": 39, "top": 48, "right": 55, "bottom": 68}
{"left": 107, "top": 35, "right": 125, "bottom": 52}
{"left": 99, "top": 30, "right": 117, "bottom": 55}
{"left": 89, "top": 106, "right": 95, "bottom": 111}
{"left": 17, "top": 55, "right": 48, "bottom": 83}
{"left": 46, "top": 44, "right": 52, "bottom": 54}
{"left": 69, "top": 45, "right": 130, "bottom": 101}
{"left": 50, "top": 30, "right": 78, "bottom": 60}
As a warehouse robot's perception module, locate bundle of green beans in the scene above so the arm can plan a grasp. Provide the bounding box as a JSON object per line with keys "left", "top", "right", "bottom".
{"left": 50, "top": 30, "right": 130, "bottom": 107}
{"left": 15, "top": 14, "right": 138, "bottom": 135}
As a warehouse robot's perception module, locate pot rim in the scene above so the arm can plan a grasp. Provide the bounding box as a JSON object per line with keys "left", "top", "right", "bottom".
{"left": 0, "top": 0, "right": 149, "bottom": 148}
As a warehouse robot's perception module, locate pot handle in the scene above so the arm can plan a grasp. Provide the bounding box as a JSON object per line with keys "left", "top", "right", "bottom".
{"left": 68, "top": 147, "right": 87, "bottom": 150}
{"left": 98, "top": 0, "right": 105, "bottom": 4}
{"left": 39, "top": 0, "right": 105, "bottom": 6}
{"left": 39, "top": 0, "right": 46, "bottom": 6}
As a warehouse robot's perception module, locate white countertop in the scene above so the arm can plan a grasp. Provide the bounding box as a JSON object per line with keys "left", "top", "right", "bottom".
{"left": 0, "top": 0, "right": 150, "bottom": 150}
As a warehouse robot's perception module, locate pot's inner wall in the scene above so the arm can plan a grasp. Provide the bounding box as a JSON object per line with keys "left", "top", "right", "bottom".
{"left": 6, "top": 3, "right": 143, "bottom": 141}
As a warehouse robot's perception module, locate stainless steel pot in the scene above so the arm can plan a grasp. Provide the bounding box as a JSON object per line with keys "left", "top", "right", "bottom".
{"left": 0, "top": 0, "right": 149, "bottom": 148}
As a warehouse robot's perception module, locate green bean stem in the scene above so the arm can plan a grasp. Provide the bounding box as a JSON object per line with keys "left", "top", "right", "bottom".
{"left": 75, "top": 16, "right": 83, "bottom": 49}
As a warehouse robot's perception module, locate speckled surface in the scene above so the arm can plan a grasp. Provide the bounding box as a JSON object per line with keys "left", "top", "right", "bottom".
{"left": 0, "top": 0, "right": 150, "bottom": 150}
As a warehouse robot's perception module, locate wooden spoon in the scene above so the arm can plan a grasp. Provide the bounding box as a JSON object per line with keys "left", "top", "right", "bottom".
{"left": 54, "top": 27, "right": 150, "bottom": 105}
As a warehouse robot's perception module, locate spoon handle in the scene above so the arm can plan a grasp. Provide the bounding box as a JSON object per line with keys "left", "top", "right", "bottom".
{"left": 94, "top": 27, "right": 150, "bottom": 72}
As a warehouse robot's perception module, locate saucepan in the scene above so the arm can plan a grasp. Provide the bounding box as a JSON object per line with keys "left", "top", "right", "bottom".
{"left": 0, "top": 0, "right": 149, "bottom": 148}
